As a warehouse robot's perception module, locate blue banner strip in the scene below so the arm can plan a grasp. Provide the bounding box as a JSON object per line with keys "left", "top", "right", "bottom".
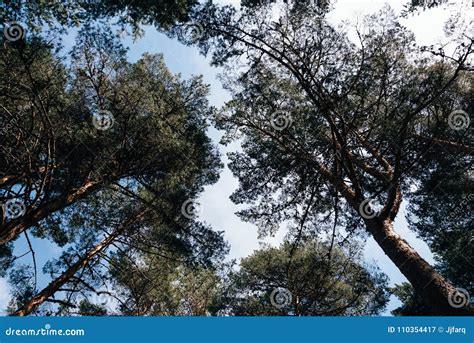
{"left": 0, "top": 316, "right": 472, "bottom": 343}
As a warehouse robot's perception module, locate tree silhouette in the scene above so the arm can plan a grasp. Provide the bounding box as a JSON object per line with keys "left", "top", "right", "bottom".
{"left": 225, "top": 240, "right": 388, "bottom": 316}
{"left": 187, "top": 2, "right": 473, "bottom": 315}
{"left": 1, "top": 25, "right": 225, "bottom": 315}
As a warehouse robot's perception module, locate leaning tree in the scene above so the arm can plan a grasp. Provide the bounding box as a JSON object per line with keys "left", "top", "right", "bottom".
{"left": 181, "top": 2, "right": 473, "bottom": 315}
{"left": 1, "top": 23, "right": 226, "bottom": 315}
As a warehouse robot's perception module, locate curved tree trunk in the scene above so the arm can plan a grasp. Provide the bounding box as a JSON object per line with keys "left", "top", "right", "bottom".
{"left": 12, "top": 210, "right": 147, "bottom": 316}
{"left": 366, "top": 218, "right": 472, "bottom": 316}
{"left": 0, "top": 180, "right": 100, "bottom": 246}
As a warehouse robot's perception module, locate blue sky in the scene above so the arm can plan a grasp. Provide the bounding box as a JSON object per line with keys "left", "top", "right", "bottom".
{"left": 1, "top": 0, "right": 470, "bottom": 316}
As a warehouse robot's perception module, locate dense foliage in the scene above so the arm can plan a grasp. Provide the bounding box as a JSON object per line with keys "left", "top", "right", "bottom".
{"left": 0, "top": 0, "right": 472, "bottom": 316}
{"left": 0, "top": 23, "right": 225, "bottom": 315}
{"left": 185, "top": 1, "right": 473, "bottom": 314}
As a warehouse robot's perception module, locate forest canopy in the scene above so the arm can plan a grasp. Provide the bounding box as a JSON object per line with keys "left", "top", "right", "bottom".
{"left": 0, "top": 0, "right": 472, "bottom": 317}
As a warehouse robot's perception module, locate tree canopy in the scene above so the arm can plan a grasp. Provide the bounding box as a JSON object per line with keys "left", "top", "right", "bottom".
{"left": 0, "top": 0, "right": 198, "bottom": 33}
{"left": 1, "top": 23, "right": 226, "bottom": 316}
{"left": 96, "top": 238, "right": 389, "bottom": 316}
{"left": 0, "top": 0, "right": 472, "bottom": 317}
{"left": 185, "top": 1, "right": 473, "bottom": 315}
{"left": 225, "top": 240, "right": 388, "bottom": 316}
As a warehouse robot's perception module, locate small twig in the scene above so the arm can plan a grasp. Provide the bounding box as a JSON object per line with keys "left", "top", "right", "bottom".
{"left": 24, "top": 232, "right": 37, "bottom": 293}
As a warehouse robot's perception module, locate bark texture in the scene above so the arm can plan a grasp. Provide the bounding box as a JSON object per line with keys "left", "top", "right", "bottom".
{"left": 366, "top": 218, "right": 473, "bottom": 316}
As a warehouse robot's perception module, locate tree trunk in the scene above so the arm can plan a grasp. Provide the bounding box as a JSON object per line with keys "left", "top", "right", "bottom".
{"left": 12, "top": 210, "right": 146, "bottom": 316}
{"left": 366, "top": 218, "right": 472, "bottom": 315}
{"left": 0, "top": 180, "right": 100, "bottom": 246}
